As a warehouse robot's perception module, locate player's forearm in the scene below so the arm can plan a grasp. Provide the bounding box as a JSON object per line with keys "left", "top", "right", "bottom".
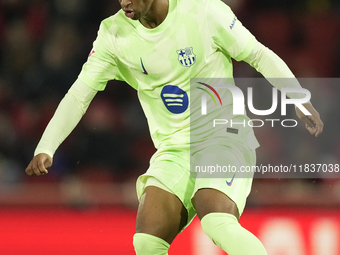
{"left": 34, "top": 79, "right": 97, "bottom": 158}
{"left": 244, "top": 42, "right": 305, "bottom": 99}
{"left": 34, "top": 93, "right": 84, "bottom": 158}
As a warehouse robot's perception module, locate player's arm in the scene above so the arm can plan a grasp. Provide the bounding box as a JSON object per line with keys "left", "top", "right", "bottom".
{"left": 206, "top": 0, "right": 323, "bottom": 137}
{"left": 25, "top": 79, "right": 97, "bottom": 176}
{"left": 243, "top": 42, "right": 324, "bottom": 137}
{"left": 26, "top": 18, "right": 119, "bottom": 176}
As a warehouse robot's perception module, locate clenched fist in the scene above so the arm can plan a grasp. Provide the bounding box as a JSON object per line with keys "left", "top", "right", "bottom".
{"left": 25, "top": 153, "right": 53, "bottom": 176}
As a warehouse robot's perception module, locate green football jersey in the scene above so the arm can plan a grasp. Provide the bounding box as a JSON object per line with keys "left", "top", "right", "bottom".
{"left": 78, "top": 0, "right": 259, "bottom": 150}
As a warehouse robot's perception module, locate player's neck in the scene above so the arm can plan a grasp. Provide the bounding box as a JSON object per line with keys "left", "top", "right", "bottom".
{"left": 140, "top": 0, "right": 169, "bottom": 28}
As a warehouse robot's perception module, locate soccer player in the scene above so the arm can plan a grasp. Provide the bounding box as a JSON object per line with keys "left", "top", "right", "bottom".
{"left": 25, "top": 0, "right": 324, "bottom": 254}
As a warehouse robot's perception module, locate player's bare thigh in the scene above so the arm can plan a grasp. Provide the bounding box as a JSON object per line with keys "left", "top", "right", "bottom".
{"left": 193, "top": 188, "right": 239, "bottom": 220}
{"left": 135, "top": 186, "right": 188, "bottom": 244}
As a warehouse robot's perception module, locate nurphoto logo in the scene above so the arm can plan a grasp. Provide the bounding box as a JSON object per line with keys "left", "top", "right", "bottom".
{"left": 199, "top": 83, "right": 311, "bottom": 128}
{"left": 200, "top": 84, "right": 311, "bottom": 116}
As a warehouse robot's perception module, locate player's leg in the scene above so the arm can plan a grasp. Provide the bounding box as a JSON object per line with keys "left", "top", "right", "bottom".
{"left": 133, "top": 147, "right": 196, "bottom": 255}
{"left": 192, "top": 143, "right": 267, "bottom": 255}
{"left": 193, "top": 188, "right": 267, "bottom": 255}
{"left": 133, "top": 185, "right": 188, "bottom": 255}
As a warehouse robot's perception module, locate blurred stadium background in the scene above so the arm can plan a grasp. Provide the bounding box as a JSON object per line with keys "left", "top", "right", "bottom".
{"left": 0, "top": 0, "right": 340, "bottom": 254}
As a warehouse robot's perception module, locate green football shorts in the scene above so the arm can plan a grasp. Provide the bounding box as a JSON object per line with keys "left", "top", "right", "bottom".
{"left": 136, "top": 139, "right": 256, "bottom": 229}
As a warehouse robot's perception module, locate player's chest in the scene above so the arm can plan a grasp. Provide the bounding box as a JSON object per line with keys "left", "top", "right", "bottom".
{"left": 114, "top": 25, "right": 211, "bottom": 79}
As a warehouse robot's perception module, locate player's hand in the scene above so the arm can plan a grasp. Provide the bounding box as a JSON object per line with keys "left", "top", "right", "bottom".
{"left": 25, "top": 153, "right": 53, "bottom": 176}
{"left": 295, "top": 103, "right": 324, "bottom": 137}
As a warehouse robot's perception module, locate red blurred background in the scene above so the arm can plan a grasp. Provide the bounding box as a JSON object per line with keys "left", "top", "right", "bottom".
{"left": 0, "top": 0, "right": 340, "bottom": 254}
{"left": 1, "top": 207, "right": 339, "bottom": 254}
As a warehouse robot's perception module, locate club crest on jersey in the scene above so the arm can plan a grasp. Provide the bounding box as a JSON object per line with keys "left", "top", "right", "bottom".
{"left": 177, "top": 47, "right": 196, "bottom": 67}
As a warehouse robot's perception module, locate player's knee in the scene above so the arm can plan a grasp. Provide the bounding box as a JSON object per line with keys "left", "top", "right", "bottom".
{"left": 200, "top": 212, "right": 238, "bottom": 243}
{"left": 201, "top": 213, "right": 268, "bottom": 255}
{"left": 133, "top": 233, "right": 170, "bottom": 255}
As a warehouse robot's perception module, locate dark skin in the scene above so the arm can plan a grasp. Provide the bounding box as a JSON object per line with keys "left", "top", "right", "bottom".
{"left": 135, "top": 187, "right": 239, "bottom": 244}
{"left": 25, "top": 0, "right": 324, "bottom": 246}
{"left": 119, "top": 0, "right": 169, "bottom": 28}
{"left": 295, "top": 103, "right": 324, "bottom": 138}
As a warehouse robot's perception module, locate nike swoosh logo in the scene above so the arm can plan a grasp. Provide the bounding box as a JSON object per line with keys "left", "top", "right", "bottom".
{"left": 226, "top": 174, "right": 236, "bottom": 186}
{"left": 140, "top": 57, "right": 148, "bottom": 75}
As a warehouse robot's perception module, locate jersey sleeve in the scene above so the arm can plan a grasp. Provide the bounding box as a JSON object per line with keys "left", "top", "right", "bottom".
{"left": 78, "top": 18, "right": 119, "bottom": 91}
{"left": 34, "top": 79, "right": 97, "bottom": 158}
{"left": 206, "top": 0, "right": 256, "bottom": 61}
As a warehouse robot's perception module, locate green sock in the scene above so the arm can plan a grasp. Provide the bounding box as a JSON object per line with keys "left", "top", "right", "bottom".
{"left": 201, "top": 213, "right": 268, "bottom": 255}
{"left": 133, "top": 233, "right": 170, "bottom": 255}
